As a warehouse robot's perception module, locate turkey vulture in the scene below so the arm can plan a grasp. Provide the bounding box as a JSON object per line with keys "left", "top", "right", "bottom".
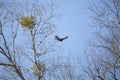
{"left": 55, "top": 35, "right": 68, "bottom": 41}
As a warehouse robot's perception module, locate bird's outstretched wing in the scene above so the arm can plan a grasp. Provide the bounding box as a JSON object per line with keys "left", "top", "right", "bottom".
{"left": 55, "top": 35, "right": 68, "bottom": 41}
{"left": 62, "top": 36, "right": 68, "bottom": 40}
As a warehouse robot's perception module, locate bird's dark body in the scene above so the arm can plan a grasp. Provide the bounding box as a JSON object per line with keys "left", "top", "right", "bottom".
{"left": 55, "top": 36, "right": 68, "bottom": 41}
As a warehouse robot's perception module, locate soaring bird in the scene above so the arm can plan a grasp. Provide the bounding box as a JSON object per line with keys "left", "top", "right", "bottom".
{"left": 55, "top": 35, "right": 68, "bottom": 41}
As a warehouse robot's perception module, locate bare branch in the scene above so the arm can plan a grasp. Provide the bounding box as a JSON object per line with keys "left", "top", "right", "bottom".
{"left": 0, "top": 63, "right": 13, "bottom": 67}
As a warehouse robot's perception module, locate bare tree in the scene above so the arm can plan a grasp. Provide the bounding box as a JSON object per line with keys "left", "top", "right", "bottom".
{"left": 0, "top": 0, "right": 59, "bottom": 80}
{"left": 84, "top": 0, "right": 120, "bottom": 80}
{"left": 43, "top": 52, "right": 83, "bottom": 80}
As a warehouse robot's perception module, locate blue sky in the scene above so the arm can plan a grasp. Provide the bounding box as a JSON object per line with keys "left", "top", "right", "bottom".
{"left": 2, "top": 0, "right": 120, "bottom": 79}
{"left": 55, "top": 0, "right": 96, "bottom": 56}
